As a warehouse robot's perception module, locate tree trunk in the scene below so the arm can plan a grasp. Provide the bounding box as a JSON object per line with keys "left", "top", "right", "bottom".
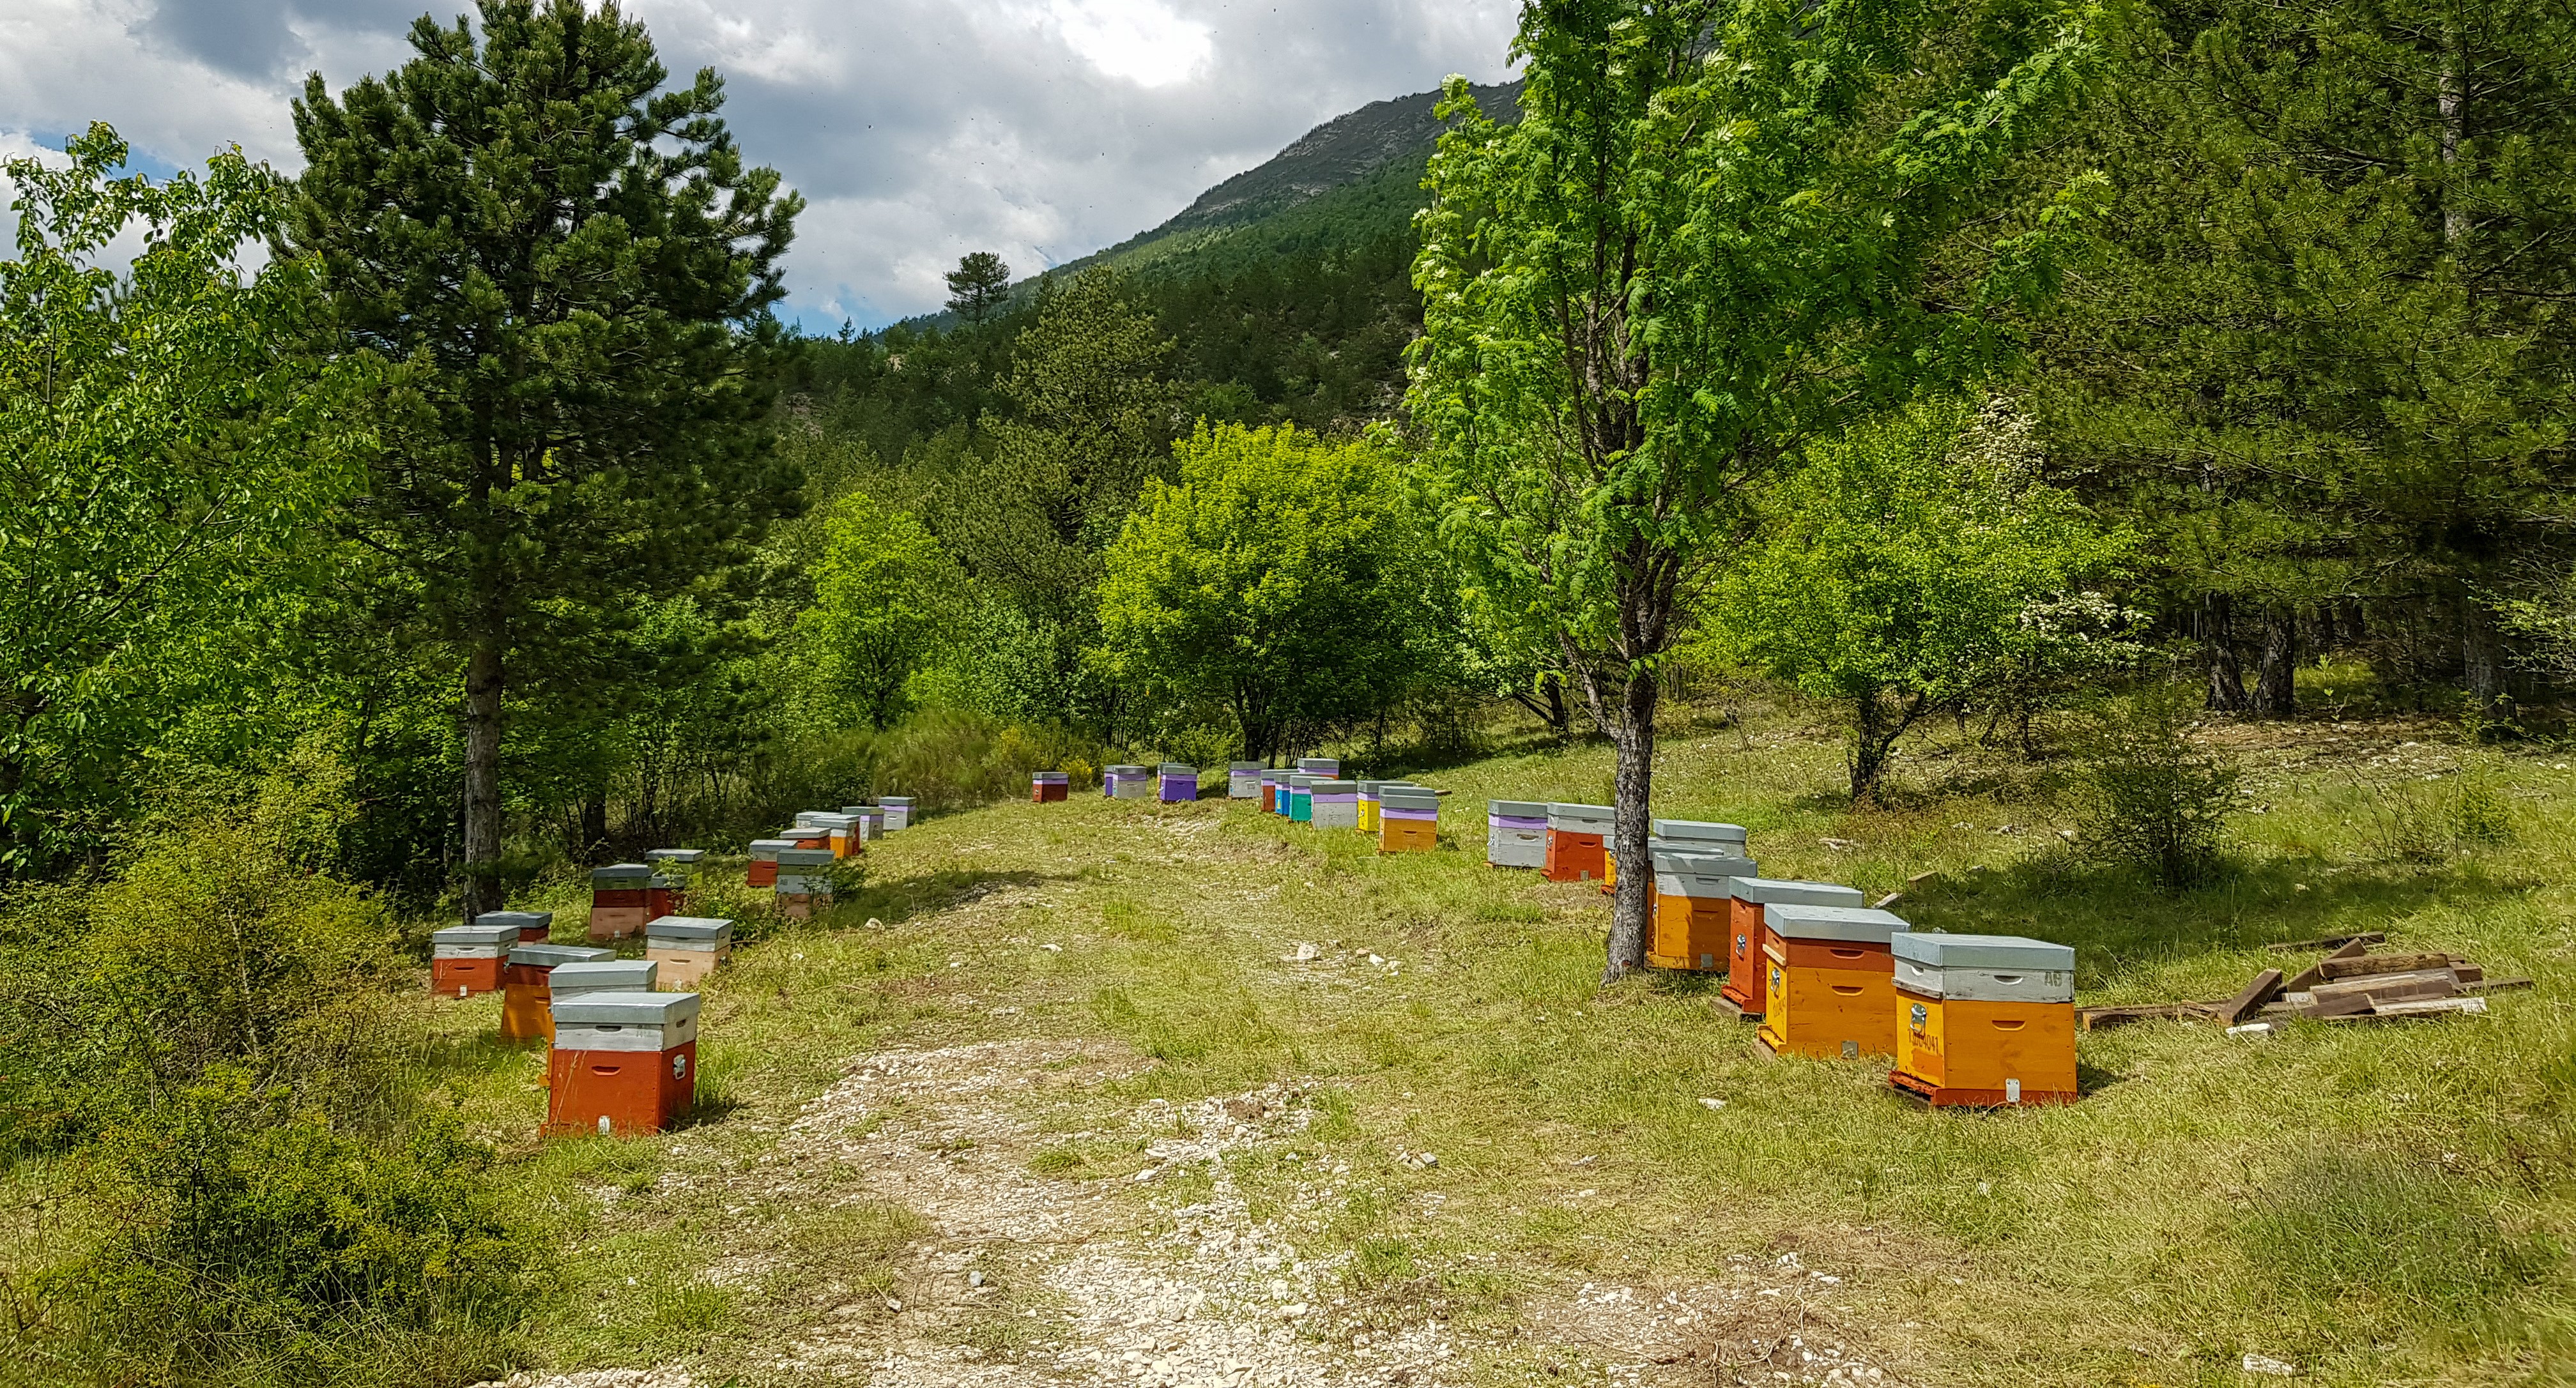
{"left": 2204, "top": 594, "right": 2250, "bottom": 712}
{"left": 2254, "top": 605, "right": 2297, "bottom": 718}
{"left": 2462, "top": 595, "right": 2509, "bottom": 720}
{"left": 1849, "top": 689, "right": 1898, "bottom": 803}
{"left": 461, "top": 636, "right": 506, "bottom": 926}
{"left": 578, "top": 791, "right": 608, "bottom": 860}
{"left": 1604, "top": 668, "right": 1657, "bottom": 984}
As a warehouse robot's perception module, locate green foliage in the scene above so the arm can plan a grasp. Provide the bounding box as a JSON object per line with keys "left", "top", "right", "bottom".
{"left": 285, "top": 0, "right": 804, "bottom": 913}
{"left": 799, "top": 494, "right": 962, "bottom": 729}
{"left": 944, "top": 251, "right": 1012, "bottom": 324}
{"left": 1098, "top": 423, "right": 1429, "bottom": 758}
{"left": 0, "top": 125, "right": 351, "bottom": 874}
{"left": 1710, "top": 397, "right": 2133, "bottom": 799}
{"left": 58, "top": 1074, "right": 528, "bottom": 1387}
{"left": 2067, "top": 682, "right": 2246, "bottom": 893}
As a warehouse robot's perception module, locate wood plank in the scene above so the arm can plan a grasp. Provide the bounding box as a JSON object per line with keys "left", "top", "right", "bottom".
{"left": 2317, "top": 952, "right": 2455, "bottom": 982}
{"left": 2284, "top": 938, "right": 2373, "bottom": 991}
{"left": 2325, "top": 996, "right": 2490, "bottom": 1023}
{"left": 2078, "top": 1002, "right": 2216, "bottom": 1032}
{"left": 2465, "top": 976, "right": 2533, "bottom": 995}
{"left": 2310, "top": 969, "right": 2458, "bottom": 1005}
{"left": 2267, "top": 931, "right": 2385, "bottom": 954}
{"left": 2214, "top": 968, "right": 2285, "bottom": 1027}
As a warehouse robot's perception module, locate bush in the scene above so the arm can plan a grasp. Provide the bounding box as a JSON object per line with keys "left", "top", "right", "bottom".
{"left": 2067, "top": 682, "right": 2244, "bottom": 893}
{"left": 2357, "top": 761, "right": 2516, "bottom": 865}
{"left": 52, "top": 1070, "right": 531, "bottom": 1386}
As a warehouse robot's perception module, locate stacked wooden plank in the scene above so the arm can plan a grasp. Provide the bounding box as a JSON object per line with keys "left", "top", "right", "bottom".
{"left": 2079, "top": 934, "right": 2529, "bottom": 1031}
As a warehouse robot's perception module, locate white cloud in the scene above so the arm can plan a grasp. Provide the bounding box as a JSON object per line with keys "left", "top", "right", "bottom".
{"left": 3, "top": 0, "right": 1522, "bottom": 326}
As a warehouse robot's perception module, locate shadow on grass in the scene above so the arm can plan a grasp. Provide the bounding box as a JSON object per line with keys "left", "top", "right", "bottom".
{"left": 732, "top": 867, "right": 1075, "bottom": 949}
{"left": 1901, "top": 846, "right": 2540, "bottom": 982}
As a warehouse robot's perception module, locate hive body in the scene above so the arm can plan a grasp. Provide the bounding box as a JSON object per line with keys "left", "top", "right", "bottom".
{"left": 546, "top": 992, "right": 700, "bottom": 1136}
{"left": 500, "top": 943, "right": 615, "bottom": 1041}
{"left": 1754, "top": 904, "right": 1912, "bottom": 1060}
{"left": 1887, "top": 933, "right": 2079, "bottom": 1106}
{"left": 1544, "top": 804, "right": 1613, "bottom": 882}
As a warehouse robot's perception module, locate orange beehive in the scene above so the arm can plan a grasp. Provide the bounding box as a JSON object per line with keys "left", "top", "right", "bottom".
{"left": 1378, "top": 786, "right": 1441, "bottom": 852}
{"left": 587, "top": 863, "right": 653, "bottom": 942}
{"left": 643, "top": 915, "right": 733, "bottom": 990}
{"left": 1544, "top": 804, "right": 1613, "bottom": 882}
{"left": 430, "top": 919, "right": 518, "bottom": 998}
{"left": 1643, "top": 852, "right": 1767, "bottom": 972}
{"left": 1755, "top": 903, "right": 1912, "bottom": 1060}
{"left": 499, "top": 943, "right": 615, "bottom": 1041}
{"left": 1889, "top": 933, "right": 2079, "bottom": 1107}
{"left": 546, "top": 991, "right": 700, "bottom": 1136}
{"left": 1710, "top": 878, "right": 1863, "bottom": 1009}
{"left": 746, "top": 837, "right": 790, "bottom": 888}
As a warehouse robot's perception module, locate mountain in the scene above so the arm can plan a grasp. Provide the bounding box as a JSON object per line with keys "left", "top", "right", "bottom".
{"left": 892, "top": 80, "right": 1520, "bottom": 332}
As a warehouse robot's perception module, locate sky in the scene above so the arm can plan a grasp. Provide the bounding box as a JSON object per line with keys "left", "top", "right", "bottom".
{"left": 0, "top": 0, "right": 1522, "bottom": 330}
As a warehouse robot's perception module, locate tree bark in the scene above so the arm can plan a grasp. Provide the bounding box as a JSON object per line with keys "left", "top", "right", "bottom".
{"left": 461, "top": 636, "right": 506, "bottom": 926}
{"left": 2204, "top": 594, "right": 2250, "bottom": 712}
{"left": 1604, "top": 668, "right": 1658, "bottom": 983}
{"left": 578, "top": 791, "right": 608, "bottom": 860}
{"left": 2462, "top": 595, "right": 2509, "bottom": 720}
{"left": 2254, "top": 605, "right": 2298, "bottom": 718}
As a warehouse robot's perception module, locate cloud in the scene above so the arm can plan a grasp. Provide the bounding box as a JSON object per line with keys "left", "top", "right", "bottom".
{"left": 3, "top": 0, "right": 1521, "bottom": 327}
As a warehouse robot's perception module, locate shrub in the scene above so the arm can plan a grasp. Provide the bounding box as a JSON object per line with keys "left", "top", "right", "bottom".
{"left": 2067, "top": 682, "right": 2244, "bottom": 893}
{"left": 2357, "top": 763, "right": 2517, "bottom": 864}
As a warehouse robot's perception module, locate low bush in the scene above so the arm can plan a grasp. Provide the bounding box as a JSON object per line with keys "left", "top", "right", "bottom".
{"left": 2066, "top": 681, "right": 2244, "bottom": 892}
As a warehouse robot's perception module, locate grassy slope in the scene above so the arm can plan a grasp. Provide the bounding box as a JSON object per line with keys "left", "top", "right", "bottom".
{"left": 425, "top": 693, "right": 2573, "bottom": 1387}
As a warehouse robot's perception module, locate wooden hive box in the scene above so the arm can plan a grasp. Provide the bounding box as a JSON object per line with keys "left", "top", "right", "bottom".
{"left": 1032, "top": 771, "right": 1070, "bottom": 802}
{"left": 1379, "top": 786, "right": 1441, "bottom": 852}
{"left": 1259, "top": 769, "right": 1282, "bottom": 813}
{"left": 1756, "top": 903, "right": 1912, "bottom": 1060}
{"left": 480, "top": 910, "right": 555, "bottom": 945}
{"left": 773, "top": 847, "right": 837, "bottom": 920}
{"left": 1889, "top": 933, "right": 2078, "bottom": 1107}
{"left": 533, "top": 959, "right": 656, "bottom": 1071}
{"left": 1310, "top": 779, "right": 1360, "bottom": 830}
{"left": 547, "top": 991, "right": 701, "bottom": 1137}
{"left": 879, "top": 796, "right": 916, "bottom": 831}
{"left": 587, "top": 863, "right": 654, "bottom": 942}
{"left": 1715, "top": 878, "right": 1862, "bottom": 1012}
{"left": 1158, "top": 763, "right": 1200, "bottom": 803}
{"left": 1487, "top": 800, "right": 1547, "bottom": 867}
{"left": 644, "top": 915, "right": 735, "bottom": 990}
{"left": 1642, "top": 851, "right": 1762, "bottom": 972}
{"left": 1229, "top": 763, "right": 1262, "bottom": 799}
{"left": 1544, "top": 804, "right": 1614, "bottom": 882}
{"left": 431, "top": 919, "right": 519, "bottom": 998}
{"left": 502, "top": 943, "right": 615, "bottom": 1042}
{"left": 746, "top": 837, "right": 792, "bottom": 888}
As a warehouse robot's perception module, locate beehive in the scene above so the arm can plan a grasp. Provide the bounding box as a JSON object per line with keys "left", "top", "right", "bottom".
{"left": 1159, "top": 763, "right": 1199, "bottom": 802}
{"left": 1259, "top": 769, "right": 1282, "bottom": 813}
{"left": 538, "top": 958, "right": 657, "bottom": 1065}
{"left": 1379, "top": 786, "right": 1440, "bottom": 852}
{"left": 1544, "top": 804, "right": 1614, "bottom": 882}
{"left": 781, "top": 823, "right": 832, "bottom": 856}
{"left": 1032, "top": 771, "right": 1070, "bottom": 802}
{"left": 480, "top": 910, "right": 555, "bottom": 945}
{"left": 500, "top": 943, "right": 615, "bottom": 1041}
{"left": 1229, "top": 763, "right": 1262, "bottom": 798}
{"left": 431, "top": 919, "right": 518, "bottom": 998}
{"left": 1756, "top": 903, "right": 1912, "bottom": 1061}
{"left": 747, "top": 837, "right": 791, "bottom": 888}
{"left": 1285, "top": 774, "right": 1316, "bottom": 823}
{"left": 1487, "top": 800, "right": 1548, "bottom": 868}
{"left": 853, "top": 805, "right": 887, "bottom": 841}
{"left": 1310, "top": 779, "right": 1360, "bottom": 830}
{"left": 547, "top": 991, "right": 701, "bottom": 1137}
{"left": 1643, "top": 852, "right": 1765, "bottom": 972}
{"left": 774, "top": 846, "right": 836, "bottom": 920}
{"left": 804, "top": 812, "right": 857, "bottom": 858}
{"left": 643, "top": 849, "right": 703, "bottom": 906}
{"left": 1890, "top": 933, "right": 2078, "bottom": 1107}
{"left": 644, "top": 915, "right": 735, "bottom": 990}
{"left": 880, "top": 797, "right": 916, "bottom": 831}
{"left": 1105, "top": 764, "right": 1153, "bottom": 800}
{"left": 588, "top": 863, "right": 653, "bottom": 942}
{"left": 1714, "top": 878, "right": 1863, "bottom": 1012}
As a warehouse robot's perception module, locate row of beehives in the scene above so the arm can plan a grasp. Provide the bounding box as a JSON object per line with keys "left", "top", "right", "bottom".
{"left": 739, "top": 797, "right": 916, "bottom": 916}
{"left": 1500, "top": 800, "right": 2078, "bottom": 1108}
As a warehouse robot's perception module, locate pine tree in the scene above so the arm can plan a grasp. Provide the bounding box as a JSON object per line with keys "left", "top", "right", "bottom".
{"left": 284, "top": 0, "right": 802, "bottom": 920}
{"left": 944, "top": 251, "right": 1011, "bottom": 324}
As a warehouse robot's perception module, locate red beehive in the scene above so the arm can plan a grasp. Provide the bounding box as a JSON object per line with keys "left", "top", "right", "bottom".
{"left": 588, "top": 863, "right": 652, "bottom": 942}
{"left": 1708, "top": 879, "right": 1864, "bottom": 1011}
{"left": 1032, "top": 771, "right": 1070, "bottom": 802}
{"left": 1544, "top": 804, "right": 1613, "bottom": 883}
{"left": 546, "top": 991, "right": 701, "bottom": 1136}
{"left": 479, "top": 910, "right": 554, "bottom": 945}
{"left": 430, "top": 919, "right": 518, "bottom": 998}
{"left": 746, "top": 837, "right": 791, "bottom": 888}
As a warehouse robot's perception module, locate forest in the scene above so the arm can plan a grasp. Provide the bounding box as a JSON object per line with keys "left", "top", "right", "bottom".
{"left": 4, "top": 0, "right": 2574, "bottom": 1384}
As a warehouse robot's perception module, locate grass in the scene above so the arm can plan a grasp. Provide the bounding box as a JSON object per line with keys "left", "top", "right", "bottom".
{"left": 74, "top": 693, "right": 2576, "bottom": 1387}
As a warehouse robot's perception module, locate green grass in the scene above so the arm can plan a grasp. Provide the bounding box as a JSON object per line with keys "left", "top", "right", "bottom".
{"left": 156, "top": 697, "right": 2576, "bottom": 1386}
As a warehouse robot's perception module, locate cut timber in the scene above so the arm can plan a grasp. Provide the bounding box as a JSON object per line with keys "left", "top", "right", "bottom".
{"left": 2078, "top": 1001, "right": 2218, "bottom": 1032}
{"left": 1872, "top": 892, "right": 1905, "bottom": 910}
{"left": 2307, "top": 968, "right": 2459, "bottom": 1007}
{"left": 2326, "top": 996, "right": 2488, "bottom": 1023}
{"left": 2266, "top": 931, "right": 2385, "bottom": 954}
{"left": 2316, "top": 952, "right": 2457, "bottom": 982}
{"left": 2213, "top": 968, "right": 2285, "bottom": 1027}
{"left": 2466, "top": 976, "right": 2533, "bottom": 995}
{"left": 2284, "top": 938, "right": 2373, "bottom": 991}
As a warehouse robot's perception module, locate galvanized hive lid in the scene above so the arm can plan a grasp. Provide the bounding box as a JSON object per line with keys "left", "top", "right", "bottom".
{"left": 1652, "top": 818, "right": 1749, "bottom": 843}
{"left": 1381, "top": 786, "right": 1442, "bottom": 810}
{"left": 1286, "top": 773, "right": 1316, "bottom": 788}
{"left": 1489, "top": 800, "right": 1549, "bottom": 818}
{"left": 794, "top": 811, "right": 830, "bottom": 826}
{"left": 1312, "top": 779, "right": 1356, "bottom": 794}
{"left": 433, "top": 920, "right": 520, "bottom": 947}
{"left": 1890, "top": 932, "right": 2074, "bottom": 972}
{"left": 644, "top": 848, "right": 705, "bottom": 865}
{"left": 1719, "top": 878, "right": 1864, "bottom": 908}
{"left": 748, "top": 838, "right": 793, "bottom": 857}
{"left": 880, "top": 795, "right": 916, "bottom": 806}
{"left": 645, "top": 915, "right": 733, "bottom": 942}
{"left": 1230, "top": 762, "right": 1261, "bottom": 772}
{"left": 590, "top": 863, "right": 652, "bottom": 885}
{"left": 1651, "top": 851, "right": 1758, "bottom": 878}
{"left": 549, "top": 959, "right": 659, "bottom": 992}
{"left": 550, "top": 990, "right": 702, "bottom": 1027}
{"left": 477, "top": 910, "right": 553, "bottom": 933}
{"left": 509, "top": 943, "right": 615, "bottom": 969}
{"left": 776, "top": 847, "right": 836, "bottom": 867}
{"left": 809, "top": 812, "right": 855, "bottom": 829}
{"left": 1297, "top": 758, "right": 1339, "bottom": 773}
{"left": 1763, "top": 902, "right": 1911, "bottom": 943}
